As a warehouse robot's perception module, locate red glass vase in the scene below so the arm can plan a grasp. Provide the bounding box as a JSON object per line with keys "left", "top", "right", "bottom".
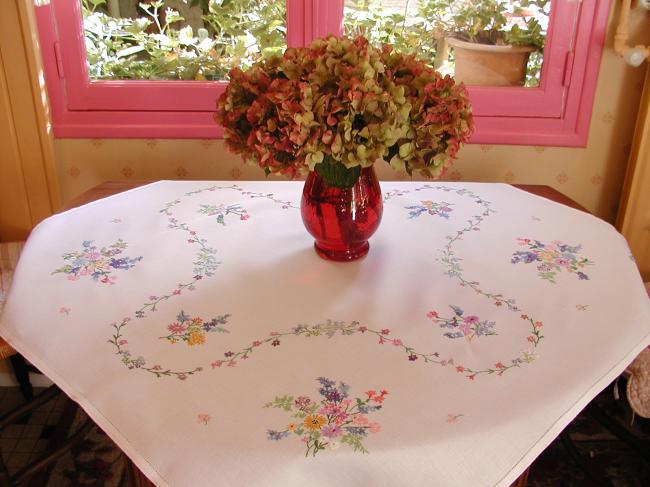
{"left": 301, "top": 166, "right": 383, "bottom": 261}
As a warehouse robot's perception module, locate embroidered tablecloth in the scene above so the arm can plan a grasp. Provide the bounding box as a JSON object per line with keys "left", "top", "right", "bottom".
{"left": 1, "top": 181, "right": 649, "bottom": 487}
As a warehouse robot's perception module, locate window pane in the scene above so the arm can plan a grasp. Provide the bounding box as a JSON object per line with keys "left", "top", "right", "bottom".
{"left": 343, "top": 0, "right": 550, "bottom": 88}
{"left": 81, "top": 0, "right": 286, "bottom": 81}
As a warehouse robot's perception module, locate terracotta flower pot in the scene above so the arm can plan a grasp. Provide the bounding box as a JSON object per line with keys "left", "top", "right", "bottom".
{"left": 446, "top": 37, "right": 536, "bottom": 87}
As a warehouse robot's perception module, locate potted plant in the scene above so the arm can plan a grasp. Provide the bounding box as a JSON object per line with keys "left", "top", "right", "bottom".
{"left": 215, "top": 36, "right": 473, "bottom": 261}
{"left": 422, "top": 0, "right": 548, "bottom": 86}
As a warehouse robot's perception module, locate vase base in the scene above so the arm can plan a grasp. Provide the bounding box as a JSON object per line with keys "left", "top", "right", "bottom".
{"left": 313, "top": 241, "right": 369, "bottom": 262}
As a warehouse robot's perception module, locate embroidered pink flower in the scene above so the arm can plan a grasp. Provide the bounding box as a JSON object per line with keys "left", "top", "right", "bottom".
{"left": 392, "top": 339, "right": 403, "bottom": 346}
{"left": 294, "top": 396, "right": 312, "bottom": 411}
{"left": 321, "top": 424, "right": 343, "bottom": 438}
{"left": 426, "top": 311, "right": 438, "bottom": 319}
{"left": 319, "top": 404, "right": 344, "bottom": 416}
{"left": 372, "top": 390, "right": 389, "bottom": 403}
{"left": 352, "top": 415, "right": 369, "bottom": 426}
{"left": 369, "top": 422, "right": 381, "bottom": 433}
{"left": 333, "top": 412, "right": 349, "bottom": 425}
{"left": 197, "top": 413, "right": 211, "bottom": 425}
{"left": 167, "top": 322, "right": 187, "bottom": 333}
{"left": 446, "top": 413, "right": 463, "bottom": 423}
{"left": 463, "top": 315, "right": 480, "bottom": 324}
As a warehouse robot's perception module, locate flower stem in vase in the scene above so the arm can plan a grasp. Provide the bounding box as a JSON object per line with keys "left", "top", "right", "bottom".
{"left": 301, "top": 160, "right": 382, "bottom": 261}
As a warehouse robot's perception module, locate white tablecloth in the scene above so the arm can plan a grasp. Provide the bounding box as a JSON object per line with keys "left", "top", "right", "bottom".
{"left": 1, "top": 181, "right": 649, "bottom": 487}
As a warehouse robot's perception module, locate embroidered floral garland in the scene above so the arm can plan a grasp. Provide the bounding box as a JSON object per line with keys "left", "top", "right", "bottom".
{"left": 160, "top": 310, "right": 231, "bottom": 346}
{"left": 105, "top": 184, "right": 550, "bottom": 381}
{"left": 108, "top": 185, "right": 292, "bottom": 378}
{"left": 198, "top": 204, "right": 249, "bottom": 225}
{"left": 407, "top": 185, "right": 546, "bottom": 378}
{"left": 427, "top": 306, "right": 497, "bottom": 341}
{"left": 405, "top": 200, "right": 453, "bottom": 219}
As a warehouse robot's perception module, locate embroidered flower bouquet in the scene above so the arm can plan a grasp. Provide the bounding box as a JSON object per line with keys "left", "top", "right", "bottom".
{"left": 216, "top": 36, "right": 473, "bottom": 261}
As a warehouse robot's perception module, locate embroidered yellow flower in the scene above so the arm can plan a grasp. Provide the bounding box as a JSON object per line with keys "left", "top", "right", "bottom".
{"left": 287, "top": 423, "right": 298, "bottom": 431}
{"left": 187, "top": 331, "right": 206, "bottom": 346}
{"left": 304, "top": 415, "right": 326, "bottom": 431}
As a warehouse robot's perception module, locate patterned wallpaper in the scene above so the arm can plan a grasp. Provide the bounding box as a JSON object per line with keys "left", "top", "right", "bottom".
{"left": 53, "top": 8, "right": 650, "bottom": 223}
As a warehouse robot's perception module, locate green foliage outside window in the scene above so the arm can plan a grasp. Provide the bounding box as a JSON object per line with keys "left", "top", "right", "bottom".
{"left": 81, "top": 0, "right": 548, "bottom": 86}
{"left": 418, "top": 0, "right": 547, "bottom": 49}
{"left": 344, "top": 0, "right": 549, "bottom": 87}
{"left": 343, "top": 0, "right": 438, "bottom": 61}
{"left": 82, "top": 0, "right": 285, "bottom": 80}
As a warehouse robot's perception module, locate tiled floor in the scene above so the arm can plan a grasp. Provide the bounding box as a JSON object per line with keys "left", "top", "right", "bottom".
{"left": 1, "top": 386, "right": 128, "bottom": 487}
{"left": 0, "top": 386, "right": 68, "bottom": 475}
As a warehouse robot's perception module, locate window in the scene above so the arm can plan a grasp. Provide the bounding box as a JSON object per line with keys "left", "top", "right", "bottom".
{"left": 35, "top": 0, "right": 611, "bottom": 145}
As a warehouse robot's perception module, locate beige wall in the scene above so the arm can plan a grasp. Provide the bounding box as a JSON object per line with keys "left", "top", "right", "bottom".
{"left": 53, "top": 4, "right": 650, "bottom": 223}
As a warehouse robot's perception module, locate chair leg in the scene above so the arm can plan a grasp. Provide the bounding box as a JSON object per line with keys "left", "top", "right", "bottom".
{"left": 0, "top": 385, "right": 95, "bottom": 486}
{"left": 559, "top": 430, "right": 612, "bottom": 487}
{"left": 0, "top": 452, "right": 11, "bottom": 487}
{"left": 586, "top": 400, "right": 650, "bottom": 466}
{"left": 8, "top": 354, "right": 33, "bottom": 401}
{"left": 11, "top": 418, "right": 94, "bottom": 486}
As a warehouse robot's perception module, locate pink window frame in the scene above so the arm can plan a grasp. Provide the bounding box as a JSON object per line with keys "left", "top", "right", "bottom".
{"left": 35, "top": 0, "right": 611, "bottom": 146}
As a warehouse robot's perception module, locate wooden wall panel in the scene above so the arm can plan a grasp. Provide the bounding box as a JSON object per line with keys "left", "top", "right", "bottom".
{"left": 0, "top": 0, "right": 60, "bottom": 241}
{"left": 617, "top": 65, "right": 650, "bottom": 282}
